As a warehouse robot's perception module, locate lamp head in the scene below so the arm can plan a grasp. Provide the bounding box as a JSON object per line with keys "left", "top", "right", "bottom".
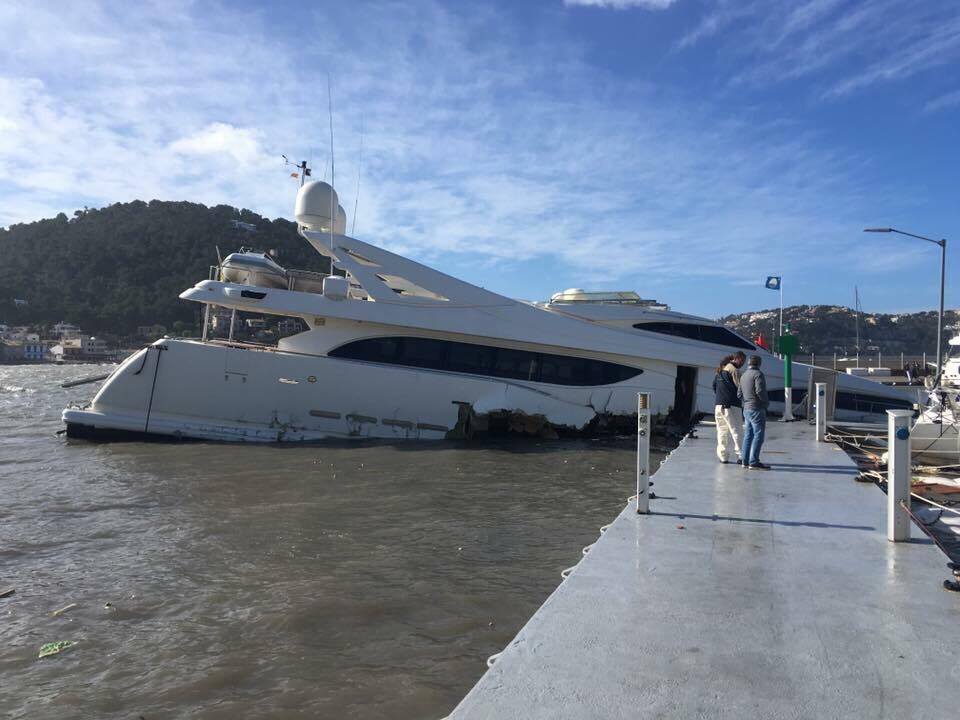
{"left": 863, "top": 227, "right": 892, "bottom": 233}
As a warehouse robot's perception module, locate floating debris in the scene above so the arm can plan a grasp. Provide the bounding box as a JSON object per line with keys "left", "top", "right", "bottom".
{"left": 0, "top": 588, "right": 15, "bottom": 599}
{"left": 52, "top": 603, "right": 78, "bottom": 617}
{"left": 38, "top": 641, "right": 75, "bottom": 659}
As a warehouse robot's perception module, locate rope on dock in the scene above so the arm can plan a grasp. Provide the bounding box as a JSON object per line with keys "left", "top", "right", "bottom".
{"left": 909, "top": 492, "right": 960, "bottom": 518}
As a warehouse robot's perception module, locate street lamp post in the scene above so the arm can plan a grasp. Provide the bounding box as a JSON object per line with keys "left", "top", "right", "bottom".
{"left": 864, "top": 227, "right": 948, "bottom": 384}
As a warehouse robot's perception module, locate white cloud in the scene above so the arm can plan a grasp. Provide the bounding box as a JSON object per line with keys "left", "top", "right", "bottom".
{"left": 564, "top": 0, "right": 677, "bottom": 9}
{"left": 169, "top": 123, "right": 267, "bottom": 167}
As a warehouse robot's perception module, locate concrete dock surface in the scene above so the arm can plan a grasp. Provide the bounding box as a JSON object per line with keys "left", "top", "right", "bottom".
{"left": 450, "top": 421, "right": 960, "bottom": 719}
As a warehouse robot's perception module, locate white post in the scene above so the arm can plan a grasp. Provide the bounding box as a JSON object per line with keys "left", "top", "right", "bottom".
{"left": 228, "top": 309, "right": 237, "bottom": 342}
{"left": 636, "top": 392, "right": 651, "bottom": 514}
{"left": 815, "top": 382, "right": 827, "bottom": 442}
{"left": 781, "top": 386, "right": 795, "bottom": 421}
{"left": 886, "top": 410, "right": 912, "bottom": 542}
{"left": 201, "top": 304, "right": 211, "bottom": 341}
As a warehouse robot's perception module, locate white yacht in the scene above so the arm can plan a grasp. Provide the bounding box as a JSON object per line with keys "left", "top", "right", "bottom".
{"left": 62, "top": 181, "right": 915, "bottom": 442}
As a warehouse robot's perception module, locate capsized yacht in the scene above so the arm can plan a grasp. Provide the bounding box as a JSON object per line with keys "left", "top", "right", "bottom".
{"left": 62, "top": 181, "right": 915, "bottom": 442}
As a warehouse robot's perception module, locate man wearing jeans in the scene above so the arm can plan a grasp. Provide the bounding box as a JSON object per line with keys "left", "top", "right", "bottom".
{"left": 738, "top": 355, "right": 771, "bottom": 470}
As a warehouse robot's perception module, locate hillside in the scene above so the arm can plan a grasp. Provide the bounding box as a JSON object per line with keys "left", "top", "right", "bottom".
{"left": 1, "top": 202, "right": 956, "bottom": 353}
{"left": 720, "top": 305, "right": 960, "bottom": 356}
{"left": 0, "top": 201, "right": 329, "bottom": 334}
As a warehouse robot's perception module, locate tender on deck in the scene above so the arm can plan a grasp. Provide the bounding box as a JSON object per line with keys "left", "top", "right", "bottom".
{"left": 450, "top": 421, "right": 960, "bottom": 719}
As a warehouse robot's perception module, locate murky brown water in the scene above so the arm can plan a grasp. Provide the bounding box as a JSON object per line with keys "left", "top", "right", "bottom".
{"left": 0, "top": 364, "right": 660, "bottom": 719}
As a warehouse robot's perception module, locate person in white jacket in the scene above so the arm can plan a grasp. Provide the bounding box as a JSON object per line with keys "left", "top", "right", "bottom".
{"left": 712, "top": 351, "right": 745, "bottom": 463}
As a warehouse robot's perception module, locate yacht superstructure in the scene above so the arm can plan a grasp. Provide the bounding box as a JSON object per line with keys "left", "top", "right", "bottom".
{"left": 62, "top": 181, "right": 915, "bottom": 442}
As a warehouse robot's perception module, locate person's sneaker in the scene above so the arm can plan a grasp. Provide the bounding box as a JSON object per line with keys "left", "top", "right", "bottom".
{"left": 748, "top": 462, "right": 771, "bottom": 470}
{"left": 736, "top": 458, "right": 743, "bottom": 465}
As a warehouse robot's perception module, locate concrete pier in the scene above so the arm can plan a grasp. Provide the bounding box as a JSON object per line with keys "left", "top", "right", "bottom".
{"left": 450, "top": 421, "right": 960, "bottom": 719}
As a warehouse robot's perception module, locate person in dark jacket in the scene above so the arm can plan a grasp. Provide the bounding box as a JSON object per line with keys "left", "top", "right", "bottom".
{"left": 738, "top": 355, "right": 770, "bottom": 469}
{"left": 712, "top": 351, "right": 745, "bottom": 463}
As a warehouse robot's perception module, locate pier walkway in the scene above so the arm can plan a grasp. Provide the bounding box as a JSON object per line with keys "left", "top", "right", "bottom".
{"left": 450, "top": 421, "right": 959, "bottom": 719}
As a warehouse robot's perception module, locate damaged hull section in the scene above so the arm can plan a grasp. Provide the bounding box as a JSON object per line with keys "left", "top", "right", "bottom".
{"left": 63, "top": 340, "right": 668, "bottom": 443}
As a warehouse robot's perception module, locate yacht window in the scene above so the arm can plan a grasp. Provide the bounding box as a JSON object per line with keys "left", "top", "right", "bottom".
{"left": 328, "top": 337, "right": 643, "bottom": 386}
{"left": 397, "top": 338, "right": 448, "bottom": 370}
{"left": 634, "top": 322, "right": 755, "bottom": 350}
{"left": 540, "top": 354, "right": 587, "bottom": 385}
{"left": 341, "top": 337, "right": 401, "bottom": 363}
{"left": 447, "top": 342, "right": 495, "bottom": 374}
{"left": 835, "top": 391, "right": 912, "bottom": 415}
{"left": 494, "top": 348, "right": 539, "bottom": 381}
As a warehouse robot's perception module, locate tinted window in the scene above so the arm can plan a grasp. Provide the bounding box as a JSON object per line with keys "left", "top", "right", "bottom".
{"left": 636, "top": 322, "right": 699, "bottom": 340}
{"left": 540, "top": 354, "right": 587, "bottom": 385}
{"left": 835, "top": 391, "right": 912, "bottom": 414}
{"left": 331, "top": 337, "right": 400, "bottom": 363}
{"left": 768, "top": 388, "right": 808, "bottom": 404}
{"left": 397, "top": 337, "right": 447, "bottom": 370}
{"left": 634, "top": 322, "right": 754, "bottom": 350}
{"left": 447, "top": 342, "right": 494, "bottom": 374}
{"left": 329, "top": 337, "right": 643, "bottom": 386}
{"left": 493, "top": 348, "right": 539, "bottom": 381}
{"left": 698, "top": 326, "right": 755, "bottom": 350}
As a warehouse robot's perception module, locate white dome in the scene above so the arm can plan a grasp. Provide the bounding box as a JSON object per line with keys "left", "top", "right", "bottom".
{"left": 295, "top": 181, "right": 340, "bottom": 232}
{"left": 335, "top": 204, "right": 347, "bottom": 235}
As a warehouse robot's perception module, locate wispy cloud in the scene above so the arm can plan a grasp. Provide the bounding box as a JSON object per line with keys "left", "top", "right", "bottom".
{"left": 924, "top": 88, "right": 960, "bottom": 113}
{"left": 564, "top": 0, "right": 677, "bottom": 9}
{"left": 678, "top": 0, "right": 960, "bottom": 98}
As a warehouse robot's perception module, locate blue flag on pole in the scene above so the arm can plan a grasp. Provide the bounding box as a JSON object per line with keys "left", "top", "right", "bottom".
{"left": 765, "top": 276, "right": 781, "bottom": 290}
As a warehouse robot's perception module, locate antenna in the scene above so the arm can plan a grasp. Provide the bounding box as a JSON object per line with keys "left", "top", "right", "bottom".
{"left": 327, "top": 73, "right": 335, "bottom": 190}
{"left": 327, "top": 73, "right": 336, "bottom": 254}
{"left": 282, "top": 155, "right": 311, "bottom": 187}
{"left": 352, "top": 117, "right": 364, "bottom": 236}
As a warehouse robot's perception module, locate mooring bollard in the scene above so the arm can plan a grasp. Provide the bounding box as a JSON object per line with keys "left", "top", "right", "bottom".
{"left": 636, "top": 392, "right": 651, "bottom": 514}
{"left": 815, "top": 382, "right": 827, "bottom": 442}
{"left": 887, "top": 410, "right": 912, "bottom": 542}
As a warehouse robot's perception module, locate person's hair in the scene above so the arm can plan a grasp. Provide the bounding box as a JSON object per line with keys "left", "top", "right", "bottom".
{"left": 748, "top": 355, "right": 762, "bottom": 367}
{"left": 717, "top": 351, "right": 747, "bottom": 374}
{"left": 717, "top": 354, "right": 735, "bottom": 374}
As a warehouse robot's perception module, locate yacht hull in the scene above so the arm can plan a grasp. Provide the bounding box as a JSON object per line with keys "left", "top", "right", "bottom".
{"left": 62, "top": 340, "right": 668, "bottom": 442}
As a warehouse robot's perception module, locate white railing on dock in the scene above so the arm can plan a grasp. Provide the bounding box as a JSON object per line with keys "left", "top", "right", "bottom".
{"left": 636, "top": 392, "right": 651, "bottom": 514}
{"left": 886, "top": 409, "right": 912, "bottom": 542}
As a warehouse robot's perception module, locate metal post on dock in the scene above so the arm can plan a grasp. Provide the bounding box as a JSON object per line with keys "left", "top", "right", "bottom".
{"left": 886, "top": 410, "right": 912, "bottom": 542}
{"left": 636, "top": 392, "right": 651, "bottom": 515}
{"left": 815, "top": 382, "right": 827, "bottom": 442}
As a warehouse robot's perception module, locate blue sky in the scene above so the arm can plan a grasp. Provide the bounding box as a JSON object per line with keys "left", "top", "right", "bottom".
{"left": 1, "top": 0, "right": 957, "bottom": 317}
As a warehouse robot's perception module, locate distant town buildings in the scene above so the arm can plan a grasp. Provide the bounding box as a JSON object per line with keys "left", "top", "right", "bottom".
{"left": 0, "top": 321, "right": 119, "bottom": 364}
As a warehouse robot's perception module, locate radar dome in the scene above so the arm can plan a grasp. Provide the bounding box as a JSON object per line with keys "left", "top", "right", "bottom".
{"left": 295, "top": 181, "right": 339, "bottom": 232}
{"left": 335, "top": 204, "right": 347, "bottom": 235}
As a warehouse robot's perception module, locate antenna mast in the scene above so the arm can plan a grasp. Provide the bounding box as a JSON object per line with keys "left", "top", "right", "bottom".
{"left": 352, "top": 118, "right": 364, "bottom": 236}
{"left": 327, "top": 73, "right": 336, "bottom": 254}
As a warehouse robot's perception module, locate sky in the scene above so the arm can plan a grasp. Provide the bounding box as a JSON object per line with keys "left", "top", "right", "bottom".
{"left": 1, "top": 0, "right": 958, "bottom": 317}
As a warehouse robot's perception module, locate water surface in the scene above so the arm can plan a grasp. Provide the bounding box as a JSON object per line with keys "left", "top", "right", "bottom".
{"left": 0, "top": 364, "right": 659, "bottom": 719}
